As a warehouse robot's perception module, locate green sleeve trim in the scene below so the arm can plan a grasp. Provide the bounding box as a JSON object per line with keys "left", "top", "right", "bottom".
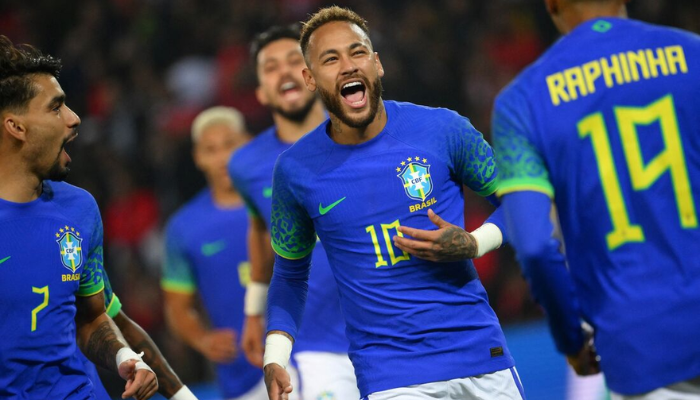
{"left": 161, "top": 279, "right": 197, "bottom": 294}
{"left": 496, "top": 178, "right": 555, "bottom": 198}
{"left": 474, "top": 177, "right": 500, "bottom": 197}
{"left": 106, "top": 294, "right": 122, "bottom": 318}
{"left": 77, "top": 284, "right": 105, "bottom": 297}
{"left": 271, "top": 240, "right": 315, "bottom": 260}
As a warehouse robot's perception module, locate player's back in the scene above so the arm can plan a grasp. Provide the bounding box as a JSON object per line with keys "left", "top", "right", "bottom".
{"left": 496, "top": 18, "right": 700, "bottom": 393}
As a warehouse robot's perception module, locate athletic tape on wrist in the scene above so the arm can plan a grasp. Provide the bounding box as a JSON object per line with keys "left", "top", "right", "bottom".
{"left": 170, "top": 385, "right": 198, "bottom": 400}
{"left": 471, "top": 223, "right": 503, "bottom": 258}
{"left": 263, "top": 333, "right": 293, "bottom": 370}
{"left": 116, "top": 348, "right": 157, "bottom": 385}
{"left": 244, "top": 282, "right": 269, "bottom": 316}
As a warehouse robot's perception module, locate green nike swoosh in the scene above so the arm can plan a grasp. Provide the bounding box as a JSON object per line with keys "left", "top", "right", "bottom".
{"left": 201, "top": 240, "right": 227, "bottom": 257}
{"left": 0, "top": 256, "right": 10, "bottom": 265}
{"left": 263, "top": 187, "right": 273, "bottom": 198}
{"left": 319, "top": 197, "right": 346, "bottom": 215}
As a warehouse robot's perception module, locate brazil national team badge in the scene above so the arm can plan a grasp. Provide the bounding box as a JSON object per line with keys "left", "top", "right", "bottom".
{"left": 56, "top": 226, "right": 83, "bottom": 273}
{"left": 396, "top": 156, "right": 433, "bottom": 201}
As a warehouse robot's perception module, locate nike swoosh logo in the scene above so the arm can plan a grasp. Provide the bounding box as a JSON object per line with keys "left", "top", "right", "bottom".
{"left": 319, "top": 197, "right": 346, "bottom": 215}
{"left": 0, "top": 256, "right": 10, "bottom": 265}
{"left": 201, "top": 240, "right": 227, "bottom": 257}
{"left": 263, "top": 187, "right": 273, "bottom": 198}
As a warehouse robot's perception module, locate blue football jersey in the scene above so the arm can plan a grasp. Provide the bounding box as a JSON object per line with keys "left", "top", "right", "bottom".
{"left": 269, "top": 101, "right": 513, "bottom": 396}
{"left": 493, "top": 18, "right": 700, "bottom": 394}
{"left": 0, "top": 181, "right": 105, "bottom": 399}
{"left": 161, "top": 190, "right": 262, "bottom": 398}
{"left": 228, "top": 127, "right": 349, "bottom": 354}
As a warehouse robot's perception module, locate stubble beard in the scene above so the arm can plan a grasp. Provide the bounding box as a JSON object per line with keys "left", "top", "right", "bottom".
{"left": 318, "top": 75, "right": 383, "bottom": 129}
{"left": 272, "top": 94, "right": 318, "bottom": 123}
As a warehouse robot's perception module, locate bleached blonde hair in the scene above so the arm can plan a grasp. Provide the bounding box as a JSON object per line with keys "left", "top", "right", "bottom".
{"left": 191, "top": 106, "right": 247, "bottom": 143}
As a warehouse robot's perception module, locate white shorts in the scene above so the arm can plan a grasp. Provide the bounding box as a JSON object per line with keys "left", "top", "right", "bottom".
{"left": 366, "top": 367, "right": 525, "bottom": 400}
{"left": 294, "top": 351, "right": 360, "bottom": 400}
{"left": 227, "top": 366, "right": 301, "bottom": 400}
{"left": 611, "top": 376, "right": 700, "bottom": 400}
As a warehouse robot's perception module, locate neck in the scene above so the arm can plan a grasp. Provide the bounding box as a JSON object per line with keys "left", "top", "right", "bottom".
{"left": 560, "top": 2, "right": 627, "bottom": 34}
{"left": 328, "top": 100, "right": 387, "bottom": 145}
{"left": 0, "top": 152, "right": 43, "bottom": 203}
{"left": 274, "top": 101, "right": 327, "bottom": 144}
{"left": 209, "top": 183, "right": 242, "bottom": 208}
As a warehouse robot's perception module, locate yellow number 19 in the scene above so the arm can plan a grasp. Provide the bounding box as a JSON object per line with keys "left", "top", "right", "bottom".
{"left": 578, "top": 94, "right": 697, "bottom": 251}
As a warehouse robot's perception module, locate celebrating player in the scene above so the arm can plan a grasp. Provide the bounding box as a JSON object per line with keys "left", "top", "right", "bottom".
{"left": 261, "top": 7, "right": 524, "bottom": 400}
{"left": 492, "top": 0, "right": 700, "bottom": 399}
{"left": 228, "top": 24, "right": 359, "bottom": 400}
{"left": 0, "top": 35, "right": 158, "bottom": 399}
{"left": 161, "top": 106, "right": 268, "bottom": 399}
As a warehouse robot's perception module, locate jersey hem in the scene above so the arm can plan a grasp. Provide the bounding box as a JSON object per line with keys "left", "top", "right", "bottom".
{"left": 160, "top": 280, "right": 197, "bottom": 294}
{"left": 76, "top": 285, "right": 105, "bottom": 297}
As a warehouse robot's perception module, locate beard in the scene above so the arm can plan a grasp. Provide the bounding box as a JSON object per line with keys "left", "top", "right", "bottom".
{"left": 271, "top": 94, "right": 317, "bottom": 123}
{"left": 318, "top": 75, "right": 383, "bottom": 129}
{"left": 46, "top": 159, "right": 70, "bottom": 181}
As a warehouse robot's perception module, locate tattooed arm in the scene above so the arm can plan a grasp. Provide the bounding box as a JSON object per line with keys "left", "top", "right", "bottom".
{"left": 75, "top": 291, "right": 159, "bottom": 400}
{"left": 114, "top": 310, "right": 185, "bottom": 398}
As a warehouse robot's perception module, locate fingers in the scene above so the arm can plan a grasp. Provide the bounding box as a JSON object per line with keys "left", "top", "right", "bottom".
{"left": 265, "top": 364, "right": 292, "bottom": 400}
{"left": 427, "top": 209, "right": 450, "bottom": 228}
{"left": 122, "top": 365, "right": 146, "bottom": 398}
{"left": 134, "top": 371, "right": 158, "bottom": 400}
{"left": 118, "top": 359, "right": 137, "bottom": 381}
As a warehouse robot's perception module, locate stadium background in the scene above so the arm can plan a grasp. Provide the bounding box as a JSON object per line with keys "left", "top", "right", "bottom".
{"left": 3, "top": 0, "right": 697, "bottom": 398}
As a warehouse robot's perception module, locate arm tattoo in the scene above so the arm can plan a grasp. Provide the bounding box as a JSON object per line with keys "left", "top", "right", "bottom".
{"left": 85, "top": 321, "right": 125, "bottom": 373}
{"left": 436, "top": 227, "right": 478, "bottom": 261}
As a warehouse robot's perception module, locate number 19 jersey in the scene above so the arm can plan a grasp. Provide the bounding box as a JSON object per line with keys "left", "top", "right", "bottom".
{"left": 493, "top": 18, "right": 700, "bottom": 394}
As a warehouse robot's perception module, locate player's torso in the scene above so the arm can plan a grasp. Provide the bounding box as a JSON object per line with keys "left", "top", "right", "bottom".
{"left": 231, "top": 131, "right": 349, "bottom": 352}
{"left": 0, "top": 196, "right": 94, "bottom": 398}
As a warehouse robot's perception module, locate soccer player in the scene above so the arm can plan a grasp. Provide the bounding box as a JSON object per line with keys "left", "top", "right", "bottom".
{"left": 0, "top": 35, "right": 157, "bottom": 399}
{"left": 81, "top": 272, "right": 198, "bottom": 400}
{"left": 261, "top": 7, "right": 524, "bottom": 400}
{"left": 492, "top": 0, "right": 700, "bottom": 398}
{"left": 161, "top": 106, "right": 268, "bottom": 400}
{"left": 228, "top": 24, "right": 359, "bottom": 400}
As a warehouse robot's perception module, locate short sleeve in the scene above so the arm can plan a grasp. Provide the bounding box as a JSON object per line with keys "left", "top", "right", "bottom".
{"left": 160, "top": 220, "right": 197, "bottom": 294}
{"left": 102, "top": 272, "right": 122, "bottom": 318}
{"left": 270, "top": 158, "right": 316, "bottom": 259}
{"left": 492, "top": 87, "right": 554, "bottom": 197}
{"left": 447, "top": 115, "right": 499, "bottom": 196}
{"left": 77, "top": 208, "right": 105, "bottom": 297}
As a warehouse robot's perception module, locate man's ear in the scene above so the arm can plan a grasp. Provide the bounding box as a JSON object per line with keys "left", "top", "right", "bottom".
{"left": 255, "top": 85, "right": 269, "bottom": 107}
{"left": 3, "top": 114, "right": 28, "bottom": 142}
{"left": 302, "top": 67, "right": 317, "bottom": 92}
{"left": 374, "top": 52, "right": 385, "bottom": 78}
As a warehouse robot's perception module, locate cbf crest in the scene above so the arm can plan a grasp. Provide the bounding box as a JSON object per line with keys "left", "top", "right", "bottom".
{"left": 55, "top": 226, "right": 83, "bottom": 273}
{"left": 396, "top": 156, "right": 433, "bottom": 201}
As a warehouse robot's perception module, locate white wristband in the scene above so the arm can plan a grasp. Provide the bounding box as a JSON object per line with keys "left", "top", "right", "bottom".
{"left": 470, "top": 223, "right": 503, "bottom": 258}
{"left": 116, "top": 347, "right": 143, "bottom": 370}
{"left": 263, "top": 333, "right": 293, "bottom": 370}
{"left": 244, "top": 281, "right": 269, "bottom": 316}
{"left": 170, "top": 385, "right": 198, "bottom": 400}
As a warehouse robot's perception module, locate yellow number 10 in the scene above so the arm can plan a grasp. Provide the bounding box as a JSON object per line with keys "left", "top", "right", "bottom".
{"left": 578, "top": 94, "right": 697, "bottom": 250}
{"left": 365, "top": 220, "right": 410, "bottom": 268}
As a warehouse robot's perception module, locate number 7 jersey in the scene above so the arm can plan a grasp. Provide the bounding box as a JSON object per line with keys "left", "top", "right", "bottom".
{"left": 493, "top": 18, "right": 700, "bottom": 394}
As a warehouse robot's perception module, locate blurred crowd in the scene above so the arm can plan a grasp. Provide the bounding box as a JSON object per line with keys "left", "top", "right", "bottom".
{"left": 3, "top": 0, "right": 699, "bottom": 390}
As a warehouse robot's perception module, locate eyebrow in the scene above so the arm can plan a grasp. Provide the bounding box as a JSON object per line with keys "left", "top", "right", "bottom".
{"left": 318, "top": 41, "right": 369, "bottom": 60}
{"left": 47, "top": 94, "right": 66, "bottom": 110}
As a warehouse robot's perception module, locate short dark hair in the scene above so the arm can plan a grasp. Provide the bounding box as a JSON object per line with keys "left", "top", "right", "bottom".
{"left": 250, "top": 23, "right": 302, "bottom": 65}
{"left": 0, "top": 35, "right": 62, "bottom": 114}
{"left": 300, "top": 6, "right": 370, "bottom": 59}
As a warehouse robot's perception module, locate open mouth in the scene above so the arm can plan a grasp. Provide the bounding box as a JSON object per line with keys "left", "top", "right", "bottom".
{"left": 279, "top": 81, "right": 302, "bottom": 101}
{"left": 340, "top": 80, "right": 367, "bottom": 109}
{"left": 61, "top": 131, "right": 78, "bottom": 163}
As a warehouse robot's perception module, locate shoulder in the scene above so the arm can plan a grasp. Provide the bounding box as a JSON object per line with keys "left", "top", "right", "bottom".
{"left": 277, "top": 122, "right": 330, "bottom": 169}
{"left": 385, "top": 100, "right": 471, "bottom": 143}
{"left": 229, "top": 127, "right": 276, "bottom": 173}
{"left": 166, "top": 190, "right": 211, "bottom": 234}
{"left": 46, "top": 181, "right": 100, "bottom": 217}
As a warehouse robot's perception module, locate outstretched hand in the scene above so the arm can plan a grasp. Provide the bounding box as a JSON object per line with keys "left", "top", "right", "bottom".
{"left": 118, "top": 359, "right": 158, "bottom": 400}
{"left": 394, "top": 209, "right": 478, "bottom": 262}
{"left": 567, "top": 336, "right": 601, "bottom": 376}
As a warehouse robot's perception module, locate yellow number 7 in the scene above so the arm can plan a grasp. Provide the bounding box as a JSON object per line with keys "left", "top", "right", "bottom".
{"left": 31, "top": 286, "right": 49, "bottom": 332}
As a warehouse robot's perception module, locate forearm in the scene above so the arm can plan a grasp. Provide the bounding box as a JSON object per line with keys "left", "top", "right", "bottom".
{"left": 248, "top": 218, "right": 274, "bottom": 284}
{"left": 266, "top": 254, "right": 310, "bottom": 339}
{"left": 503, "top": 191, "right": 585, "bottom": 354}
{"left": 164, "top": 301, "right": 209, "bottom": 352}
{"left": 115, "top": 311, "right": 183, "bottom": 397}
{"left": 77, "top": 312, "right": 129, "bottom": 373}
